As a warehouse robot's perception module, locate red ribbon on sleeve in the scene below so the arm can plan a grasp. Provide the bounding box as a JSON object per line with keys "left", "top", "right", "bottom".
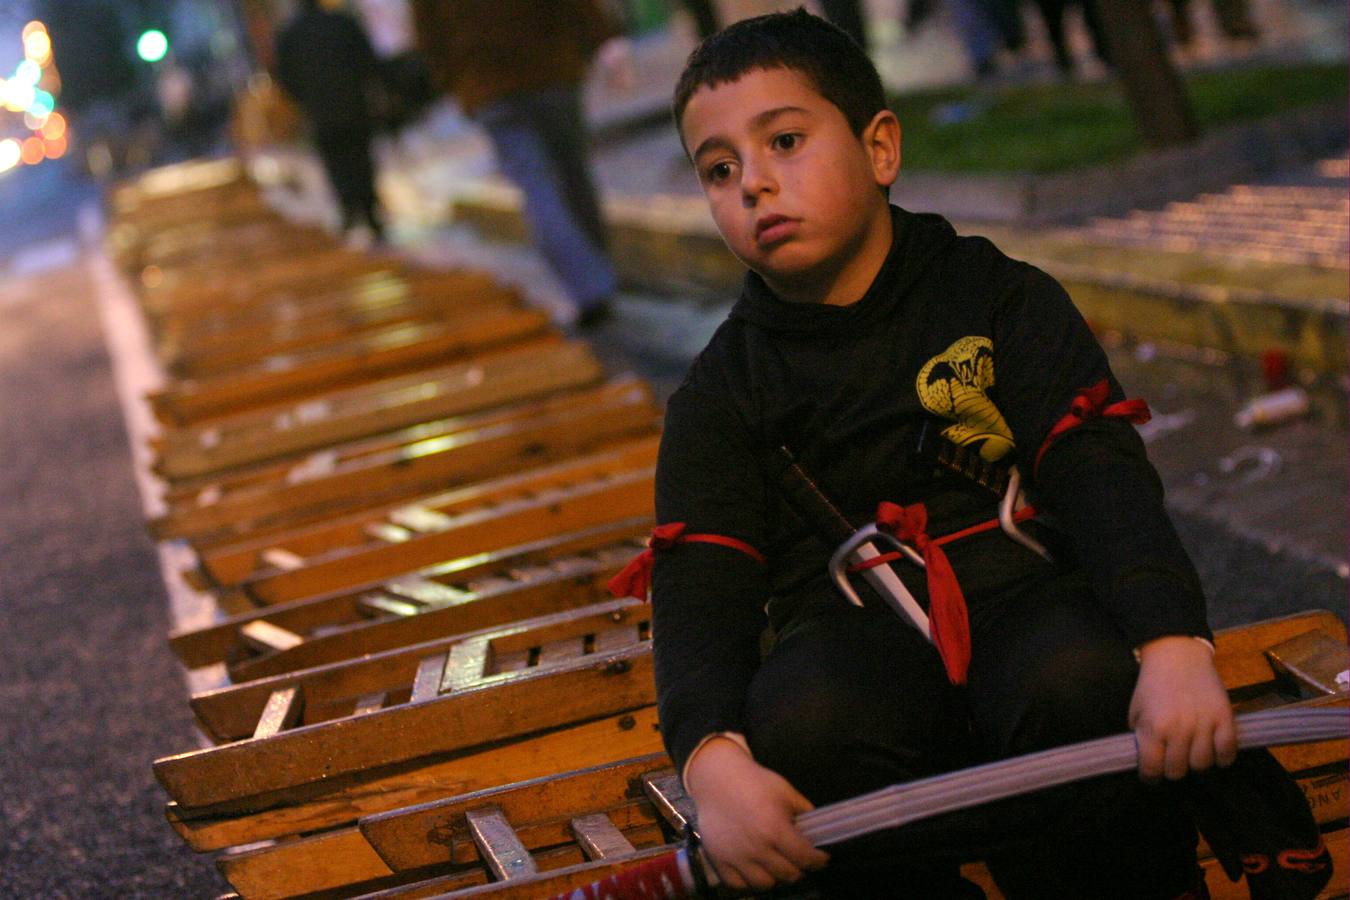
{"left": 1034, "top": 379, "right": 1151, "bottom": 475}
{"left": 875, "top": 501, "right": 971, "bottom": 685}
{"left": 607, "top": 522, "right": 766, "bottom": 601}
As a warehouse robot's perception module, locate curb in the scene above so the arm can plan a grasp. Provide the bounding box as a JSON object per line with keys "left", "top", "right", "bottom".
{"left": 899, "top": 101, "right": 1348, "bottom": 225}
{"left": 451, "top": 181, "right": 1348, "bottom": 374}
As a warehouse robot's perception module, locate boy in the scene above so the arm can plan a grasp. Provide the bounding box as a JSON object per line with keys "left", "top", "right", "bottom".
{"left": 643, "top": 10, "right": 1321, "bottom": 899}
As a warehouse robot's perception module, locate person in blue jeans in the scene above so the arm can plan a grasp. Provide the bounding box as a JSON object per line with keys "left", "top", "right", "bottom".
{"left": 412, "top": 0, "right": 628, "bottom": 327}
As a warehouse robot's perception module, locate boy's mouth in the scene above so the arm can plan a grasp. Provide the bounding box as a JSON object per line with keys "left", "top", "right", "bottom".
{"left": 755, "top": 214, "right": 798, "bottom": 245}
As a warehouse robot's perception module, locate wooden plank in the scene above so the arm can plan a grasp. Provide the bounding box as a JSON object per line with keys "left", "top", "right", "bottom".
{"left": 224, "top": 541, "right": 638, "bottom": 685}
{"left": 441, "top": 639, "right": 491, "bottom": 693}
{"left": 237, "top": 620, "right": 302, "bottom": 654}
{"left": 235, "top": 466, "right": 653, "bottom": 605}
{"left": 155, "top": 339, "right": 605, "bottom": 481}
{"left": 154, "top": 307, "right": 551, "bottom": 424}
{"left": 252, "top": 686, "right": 301, "bottom": 739}
{"left": 155, "top": 643, "right": 656, "bottom": 809}
{"left": 217, "top": 826, "right": 394, "bottom": 900}
{"left": 572, "top": 813, "right": 637, "bottom": 860}
{"left": 1266, "top": 631, "right": 1349, "bottom": 696}
{"left": 359, "top": 754, "right": 670, "bottom": 871}
{"left": 194, "top": 600, "right": 645, "bottom": 742}
{"left": 358, "top": 594, "right": 423, "bottom": 618}
{"left": 410, "top": 653, "right": 449, "bottom": 704}
{"left": 167, "top": 518, "right": 647, "bottom": 669}
{"left": 167, "top": 707, "right": 664, "bottom": 852}
{"left": 154, "top": 377, "right": 650, "bottom": 512}
{"left": 353, "top": 692, "right": 387, "bottom": 715}
{"left": 466, "top": 807, "right": 538, "bottom": 880}
{"left": 1213, "top": 611, "right": 1347, "bottom": 690}
{"left": 197, "top": 437, "right": 658, "bottom": 587}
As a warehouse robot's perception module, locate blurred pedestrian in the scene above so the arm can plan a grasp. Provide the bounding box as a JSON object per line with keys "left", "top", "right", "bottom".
{"left": 682, "top": 0, "right": 722, "bottom": 40}
{"left": 275, "top": 0, "right": 387, "bottom": 245}
{"left": 1165, "top": 0, "right": 1260, "bottom": 51}
{"left": 411, "top": 0, "right": 631, "bottom": 327}
{"left": 1031, "top": 0, "right": 1111, "bottom": 75}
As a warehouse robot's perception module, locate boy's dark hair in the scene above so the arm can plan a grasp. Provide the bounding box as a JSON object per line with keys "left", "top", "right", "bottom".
{"left": 673, "top": 8, "right": 886, "bottom": 139}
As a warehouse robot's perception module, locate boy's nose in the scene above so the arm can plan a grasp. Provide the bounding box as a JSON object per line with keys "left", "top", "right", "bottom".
{"left": 740, "top": 159, "right": 777, "bottom": 203}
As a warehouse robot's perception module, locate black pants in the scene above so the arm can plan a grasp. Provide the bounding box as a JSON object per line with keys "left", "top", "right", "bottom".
{"left": 745, "top": 569, "right": 1200, "bottom": 899}
{"left": 312, "top": 124, "right": 382, "bottom": 237}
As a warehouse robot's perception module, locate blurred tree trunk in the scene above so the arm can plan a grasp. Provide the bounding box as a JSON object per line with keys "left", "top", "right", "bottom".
{"left": 1093, "top": 0, "right": 1200, "bottom": 148}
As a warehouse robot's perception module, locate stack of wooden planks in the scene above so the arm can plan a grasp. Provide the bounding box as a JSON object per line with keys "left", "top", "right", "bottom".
{"left": 121, "top": 159, "right": 1348, "bottom": 899}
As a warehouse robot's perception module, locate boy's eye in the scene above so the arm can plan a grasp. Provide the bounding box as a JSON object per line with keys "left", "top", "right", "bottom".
{"left": 704, "top": 161, "right": 733, "bottom": 183}
{"left": 772, "top": 133, "right": 801, "bottom": 151}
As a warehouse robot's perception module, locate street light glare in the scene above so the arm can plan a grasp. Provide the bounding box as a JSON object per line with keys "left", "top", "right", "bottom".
{"left": 137, "top": 29, "right": 169, "bottom": 63}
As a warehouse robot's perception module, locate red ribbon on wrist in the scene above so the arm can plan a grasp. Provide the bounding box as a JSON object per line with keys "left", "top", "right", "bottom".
{"left": 876, "top": 500, "right": 971, "bottom": 685}
{"left": 1034, "top": 379, "right": 1151, "bottom": 475}
{"left": 607, "top": 522, "right": 765, "bottom": 601}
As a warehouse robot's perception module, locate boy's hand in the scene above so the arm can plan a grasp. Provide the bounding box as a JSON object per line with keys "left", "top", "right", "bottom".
{"left": 684, "top": 737, "right": 830, "bottom": 892}
{"left": 1129, "top": 635, "right": 1237, "bottom": 782}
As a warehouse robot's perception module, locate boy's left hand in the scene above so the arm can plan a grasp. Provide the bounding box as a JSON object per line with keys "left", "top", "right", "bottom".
{"left": 1129, "top": 635, "right": 1237, "bottom": 782}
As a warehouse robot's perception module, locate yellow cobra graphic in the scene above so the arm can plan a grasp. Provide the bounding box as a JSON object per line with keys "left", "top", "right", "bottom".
{"left": 916, "top": 336, "right": 1015, "bottom": 462}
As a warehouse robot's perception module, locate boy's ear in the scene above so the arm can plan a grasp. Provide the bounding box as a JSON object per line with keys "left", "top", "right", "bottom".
{"left": 862, "top": 109, "right": 902, "bottom": 188}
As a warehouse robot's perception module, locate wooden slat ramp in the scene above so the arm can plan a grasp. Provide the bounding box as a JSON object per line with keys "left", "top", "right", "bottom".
{"left": 121, "top": 159, "right": 1348, "bottom": 900}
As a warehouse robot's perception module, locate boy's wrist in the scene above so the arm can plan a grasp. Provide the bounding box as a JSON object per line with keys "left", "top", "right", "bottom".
{"left": 682, "top": 731, "right": 752, "bottom": 791}
{"left": 1133, "top": 634, "right": 1215, "bottom": 664}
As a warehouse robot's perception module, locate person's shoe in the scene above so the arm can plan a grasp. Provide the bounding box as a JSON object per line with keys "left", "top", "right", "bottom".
{"left": 575, "top": 301, "right": 613, "bottom": 330}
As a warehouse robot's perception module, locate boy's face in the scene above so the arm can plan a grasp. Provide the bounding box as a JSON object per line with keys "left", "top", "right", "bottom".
{"left": 680, "top": 66, "right": 900, "bottom": 303}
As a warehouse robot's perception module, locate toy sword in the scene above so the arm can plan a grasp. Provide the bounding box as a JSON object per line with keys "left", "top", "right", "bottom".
{"left": 551, "top": 705, "right": 1347, "bottom": 899}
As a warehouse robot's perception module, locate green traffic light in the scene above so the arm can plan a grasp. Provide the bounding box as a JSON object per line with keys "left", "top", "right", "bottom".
{"left": 137, "top": 29, "right": 168, "bottom": 63}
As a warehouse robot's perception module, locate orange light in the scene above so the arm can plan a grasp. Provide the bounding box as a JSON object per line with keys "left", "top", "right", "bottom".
{"left": 44, "top": 134, "right": 67, "bottom": 159}
{"left": 21, "top": 21, "right": 47, "bottom": 40}
{"left": 40, "top": 112, "right": 65, "bottom": 140}
{"left": 20, "top": 136, "right": 45, "bottom": 165}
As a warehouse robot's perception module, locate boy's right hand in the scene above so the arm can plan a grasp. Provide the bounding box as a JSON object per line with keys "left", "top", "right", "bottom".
{"left": 683, "top": 737, "right": 830, "bottom": 892}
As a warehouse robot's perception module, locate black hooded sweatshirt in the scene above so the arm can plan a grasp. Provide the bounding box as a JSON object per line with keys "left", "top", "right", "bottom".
{"left": 650, "top": 206, "right": 1210, "bottom": 772}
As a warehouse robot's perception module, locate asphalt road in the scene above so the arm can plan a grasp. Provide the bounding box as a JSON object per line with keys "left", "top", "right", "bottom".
{"left": 0, "top": 258, "right": 227, "bottom": 896}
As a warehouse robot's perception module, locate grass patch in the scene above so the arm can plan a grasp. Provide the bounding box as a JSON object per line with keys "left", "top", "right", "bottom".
{"left": 892, "top": 62, "right": 1348, "bottom": 174}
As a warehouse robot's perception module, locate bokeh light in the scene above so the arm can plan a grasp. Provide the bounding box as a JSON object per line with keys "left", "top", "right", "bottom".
{"left": 0, "top": 138, "right": 19, "bottom": 173}
{"left": 23, "top": 109, "right": 48, "bottom": 130}
{"left": 23, "top": 29, "right": 51, "bottom": 65}
{"left": 44, "top": 134, "right": 66, "bottom": 159}
{"left": 28, "top": 89, "right": 54, "bottom": 117}
{"left": 3, "top": 79, "right": 36, "bottom": 112}
{"left": 19, "top": 135, "right": 44, "bottom": 165}
{"left": 21, "top": 21, "right": 46, "bottom": 40}
{"left": 137, "top": 29, "right": 169, "bottom": 63}
{"left": 15, "top": 59, "right": 41, "bottom": 86}
{"left": 40, "top": 111, "right": 65, "bottom": 140}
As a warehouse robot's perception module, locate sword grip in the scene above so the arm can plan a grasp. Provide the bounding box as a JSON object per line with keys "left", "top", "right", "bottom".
{"left": 772, "top": 446, "right": 857, "bottom": 545}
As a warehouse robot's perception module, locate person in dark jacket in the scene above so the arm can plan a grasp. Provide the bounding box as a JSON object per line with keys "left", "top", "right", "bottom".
{"left": 275, "top": 0, "right": 386, "bottom": 243}
{"left": 637, "top": 11, "right": 1329, "bottom": 899}
{"left": 411, "top": 0, "right": 627, "bottom": 327}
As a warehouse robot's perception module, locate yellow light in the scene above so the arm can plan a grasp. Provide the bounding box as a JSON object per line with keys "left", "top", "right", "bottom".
{"left": 23, "top": 30, "right": 51, "bottom": 65}
{"left": 40, "top": 112, "right": 66, "bottom": 140}
{"left": 21, "top": 21, "right": 47, "bottom": 40}
{"left": 0, "top": 139, "right": 20, "bottom": 173}
{"left": 44, "top": 134, "right": 67, "bottom": 159}
{"left": 20, "top": 136, "right": 45, "bottom": 165}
